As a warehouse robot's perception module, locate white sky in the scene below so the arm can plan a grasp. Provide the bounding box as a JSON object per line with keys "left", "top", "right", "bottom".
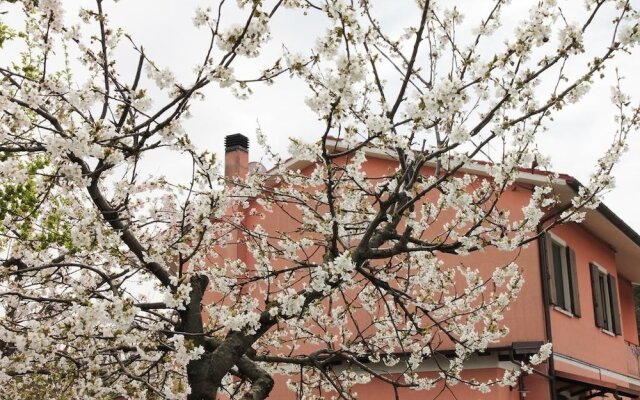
{"left": 3, "top": 0, "right": 640, "bottom": 232}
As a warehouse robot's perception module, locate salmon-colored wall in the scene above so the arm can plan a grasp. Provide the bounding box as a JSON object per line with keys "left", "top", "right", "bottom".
{"left": 352, "top": 369, "right": 549, "bottom": 400}
{"left": 548, "top": 223, "right": 638, "bottom": 378}
{"left": 450, "top": 225, "right": 547, "bottom": 345}
{"left": 232, "top": 158, "right": 548, "bottom": 351}
{"left": 266, "top": 368, "right": 551, "bottom": 400}
{"left": 217, "top": 150, "right": 640, "bottom": 398}
{"left": 216, "top": 154, "right": 555, "bottom": 398}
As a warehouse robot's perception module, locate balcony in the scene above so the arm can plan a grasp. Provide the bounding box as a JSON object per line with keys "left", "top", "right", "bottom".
{"left": 626, "top": 341, "right": 640, "bottom": 377}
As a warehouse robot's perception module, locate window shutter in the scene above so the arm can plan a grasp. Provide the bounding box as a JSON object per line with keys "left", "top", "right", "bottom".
{"left": 567, "top": 247, "right": 581, "bottom": 317}
{"left": 608, "top": 275, "right": 622, "bottom": 335}
{"left": 544, "top": 233, "right": 557, "bottom": 305}
{"left": 590, "top": 263, "right": 604, "bottom": 328}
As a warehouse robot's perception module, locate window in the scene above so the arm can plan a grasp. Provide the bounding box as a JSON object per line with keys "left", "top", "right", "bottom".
{"left": 589, "top": 263, "right": 622, "bottom": 335}
{"left": 544, "top": 234, "right": 581, "bottom": 316}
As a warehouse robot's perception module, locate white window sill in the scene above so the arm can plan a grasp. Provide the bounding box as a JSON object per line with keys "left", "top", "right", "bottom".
{"left": 553, "top": 306, "right": 574, "bottom": 318}
{"left": 601, "top": 329, "right": 615, "bottom": 337}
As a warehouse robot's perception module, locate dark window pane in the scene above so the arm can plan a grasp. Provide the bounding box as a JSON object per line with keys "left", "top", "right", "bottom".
{"left": 599, "top": 275, "right": 609, "bottom": 328}
{"left": 552, "top": 243, "right": 566, "bottom": 309}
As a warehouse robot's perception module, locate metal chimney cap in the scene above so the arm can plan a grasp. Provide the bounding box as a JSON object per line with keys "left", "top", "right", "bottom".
{"left": 225, "top": 133, "right": 249, "bottom": 152}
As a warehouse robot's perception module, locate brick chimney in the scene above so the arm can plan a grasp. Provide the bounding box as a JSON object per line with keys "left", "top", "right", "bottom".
{"left": 222, "top": 134, "right": 249, "bottom": 268}
{"left": 224, "top": 133, "right": 249, "bottom": 182}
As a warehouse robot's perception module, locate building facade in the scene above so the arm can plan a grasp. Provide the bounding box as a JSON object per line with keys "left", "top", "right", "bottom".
{"left": 221, "top": 134, "right": 640, "bottom": 399}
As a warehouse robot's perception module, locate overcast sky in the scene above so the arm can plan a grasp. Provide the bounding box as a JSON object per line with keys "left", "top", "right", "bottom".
{"left": 3, "top": 0, "right": 640, "bottom": 232}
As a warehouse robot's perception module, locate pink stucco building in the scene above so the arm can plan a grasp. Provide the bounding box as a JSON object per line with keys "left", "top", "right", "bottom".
{"left": 221, "top": 134, "right": 640, "bottom": 400}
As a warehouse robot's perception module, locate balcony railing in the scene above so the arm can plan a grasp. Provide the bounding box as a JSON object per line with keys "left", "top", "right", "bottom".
{"left": 626, "top": 341, "right": 640, "bottom": 377}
